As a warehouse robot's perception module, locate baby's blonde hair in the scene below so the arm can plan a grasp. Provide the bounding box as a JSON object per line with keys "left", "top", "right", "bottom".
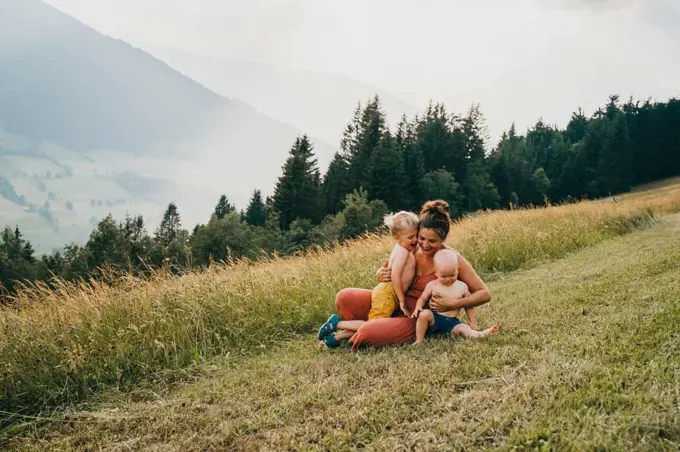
{"left": 383, "top": 211, "right": 419, "bottom": 237}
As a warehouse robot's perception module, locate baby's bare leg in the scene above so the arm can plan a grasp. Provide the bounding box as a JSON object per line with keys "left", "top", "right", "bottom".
{"left": 415, "top": 310, "right": 434, "bottom": 344}
{"left": 451, "top": 323, "right": 499, "bottom": 339}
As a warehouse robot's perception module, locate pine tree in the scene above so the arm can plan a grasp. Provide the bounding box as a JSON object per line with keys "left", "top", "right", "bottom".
{"left": 559, "top": 141, "right": 590, "bottom": 199}
{"left": 488, "top": 130, "right": 512, "bottom": 206}
{"left": 155, "top": 203, "right": 182, "bottom": 247}
{"left": 397, "top": 116, "right": 425, "bottom": 210}
{"left": 415, "top": 102, "right": 457, "bottom": 173}
{"left": 85, "top": 215, "right": 127, "bottom": 270}
{"left": 526, "top": 119, "right": 555, "bottom": 171}
{"left": 460, "top": 104, "right": 498, "bottom": 210}
{"left": 528, "top": 167, "right": 551, "bottom": 205}
{"left": 448, "top": 119, "right": 468, "bottom": 185}
{"left": 421, "top": 169, "right": 463, "bottom": 217}
{"left": 662, "top": 99, "right": 680, "bottom": 180}
{"left": 465, "top": 160, "right": 500, "bottom": 211}
{"left": 272, "top": 135, "right": 322, "bottom": 229}
{"left": 461, "top": 104, "right": 489, "bottom": 164}
{"left": 213, "top": 195, "right": 235, "bottom": 220}
{"left": 342, "top": 97, "right": 387, "bottom": 192}
{"left": 245, "top": 189, "right": 267, "bottom": 227}
{"left": 365, "top": 131, "right": 405, "bottom": 210}
{"left": 597, "top": 112, "right": 633, "bottom": 195}
{"left": 545, "top": 133, "right": 570, "bottom": 201}
{"left": 0, "top": 226, "right": 36, "bottom": 267}
{"left": 120, "top": 214, "right": 155, "bottom": 272}
{"left": 581, "top": 117, "right": 608, "bottom": 197}
{"left": 321, "top": 152, "right": 352, "bottom": 216}
{"left": 565, "top": 108, "right": 588, "bottom": 144}
{"left": 0, "top": 226, "right": 38, "bottom": 296}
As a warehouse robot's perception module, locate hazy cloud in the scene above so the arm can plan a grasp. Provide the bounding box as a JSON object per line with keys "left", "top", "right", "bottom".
{"left": 45, "top": 0, "right": 680, "bottom": 141}
{"left": 542, "top": 0, "right": 636, "bottom": 10}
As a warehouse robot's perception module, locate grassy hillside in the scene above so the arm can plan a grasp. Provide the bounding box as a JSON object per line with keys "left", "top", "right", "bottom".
{"left": 7, "top": 213, "right": 680, "bottom": 450}
{"left": 3, "top": 195, "right": 680, "bottom": 449}
{"left": 1, "top": 183, "right": 679, "bottom": 449}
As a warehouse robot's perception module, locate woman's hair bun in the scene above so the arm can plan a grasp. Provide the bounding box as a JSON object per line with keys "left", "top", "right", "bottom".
{"left": 420, "top": 200, "right": 450, "bottom": 217}
{"left": 419, "top": 200, "right": 452, "bottom": 240}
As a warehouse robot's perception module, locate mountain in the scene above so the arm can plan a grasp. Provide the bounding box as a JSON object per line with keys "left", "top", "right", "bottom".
{"left": 0, "top": 0, "right": 221, "bottom": 154}
{"left": 140, "top": 45, "right": 419, "bottom": 147}
{"left": 0, "top": 0, "right": 333, "bottom": 252}
{"left": 0, "top": 0, "right": 326, "bottom": 158}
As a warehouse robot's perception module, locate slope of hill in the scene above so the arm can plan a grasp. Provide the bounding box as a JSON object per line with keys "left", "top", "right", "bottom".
{"left": 0, "top": 0, "right": 334, "bottom": 251}
{"left": 142, "top": 45, "right": 419, "bottom": 147}
{"left": 2, "top": 185, "right": 680, "bottom": 449}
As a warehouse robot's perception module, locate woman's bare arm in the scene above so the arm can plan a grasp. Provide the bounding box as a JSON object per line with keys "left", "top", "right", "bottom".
{"left": 430, "top": 253, "right": 491, "bottom": 312}
{"left": 461, "top": 287, "right": 478, "bottom": 328}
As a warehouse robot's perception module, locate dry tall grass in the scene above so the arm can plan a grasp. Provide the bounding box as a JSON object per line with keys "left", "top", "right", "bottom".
{"left": 1, "top": 185, "right": 678, "bottom": 417}
{"left": 8, "top": 211, "right": 680, "bottom": 450}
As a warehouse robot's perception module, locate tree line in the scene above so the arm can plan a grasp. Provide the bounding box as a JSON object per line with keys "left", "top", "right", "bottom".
{"left": 2, "top": 94, "right": 679, "bottom": 300}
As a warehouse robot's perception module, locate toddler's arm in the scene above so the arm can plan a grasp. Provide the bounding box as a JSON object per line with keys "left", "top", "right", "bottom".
{"left": 411, "top": 283, "right": 433, "bottom": 318}
{"left": 390, "top": 245, "right": 410, "bottom": 314}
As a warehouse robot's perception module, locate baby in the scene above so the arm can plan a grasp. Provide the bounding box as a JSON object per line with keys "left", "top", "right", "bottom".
{"left": 369, "top": 211, "right": 419, "bottom": 319}
{"left": 412, "top": 249, "right": 498, "bottom": 343}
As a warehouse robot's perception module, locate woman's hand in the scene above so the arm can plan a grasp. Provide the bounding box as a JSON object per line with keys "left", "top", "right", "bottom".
{"left": 376, "top": 259, "right": 392, "bottom": 283}
{"left": 429, "top": 291, "right": 456, "bottom": 312}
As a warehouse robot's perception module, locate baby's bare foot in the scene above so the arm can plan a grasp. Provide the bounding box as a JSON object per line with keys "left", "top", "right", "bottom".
{"left": 481, "top": 325, "right": 499, "bottom": 337}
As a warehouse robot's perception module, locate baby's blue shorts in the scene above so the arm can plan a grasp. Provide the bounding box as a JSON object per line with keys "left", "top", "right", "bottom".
{"left": 431, "top": 312, "right": 462, "bottom": 335}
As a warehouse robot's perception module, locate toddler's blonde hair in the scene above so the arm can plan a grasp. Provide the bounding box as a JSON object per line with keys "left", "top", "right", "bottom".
{"left": 383, "top": 211, "right": 419, "bottom": 237}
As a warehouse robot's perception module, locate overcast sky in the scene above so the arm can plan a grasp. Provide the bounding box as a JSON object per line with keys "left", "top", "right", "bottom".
{"left": 45, "top": 0, "right": 680, "bottom": 141}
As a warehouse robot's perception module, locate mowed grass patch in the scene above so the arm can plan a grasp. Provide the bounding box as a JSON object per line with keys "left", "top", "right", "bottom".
{"left": 5, "top": 214, "right": 679, "bottom": 450}
{"left": 0, "top": 186, "right": 677, "bottom": 417}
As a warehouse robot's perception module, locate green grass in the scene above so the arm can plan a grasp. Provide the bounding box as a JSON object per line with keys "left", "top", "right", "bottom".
{"left": 2, "top": 193, "right": 671, "bottom": 418}
{"left": 3, "top": 214, "right": 680, "bottom": 450}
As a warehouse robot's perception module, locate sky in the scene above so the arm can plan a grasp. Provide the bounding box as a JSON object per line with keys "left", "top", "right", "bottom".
{"left": 45, "top": 0, "right": 680, "bottom": 142}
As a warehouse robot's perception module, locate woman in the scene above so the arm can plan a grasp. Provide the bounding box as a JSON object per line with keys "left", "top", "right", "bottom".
{"left": 318, "top": 200, "right": 491, "bottom": 351}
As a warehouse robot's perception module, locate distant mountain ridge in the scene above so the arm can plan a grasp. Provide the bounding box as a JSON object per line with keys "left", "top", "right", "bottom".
{"left": 0, "top": 0, "right": 326, "bottom": 160}
{"left": 141, "top": 45, "right": 419, "bottom": 147}
{"left": 0, "top": 0, "right": 224, "bottom": 153}
{"left": 0, "top": 0, "right": 336, "bottom": 251}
